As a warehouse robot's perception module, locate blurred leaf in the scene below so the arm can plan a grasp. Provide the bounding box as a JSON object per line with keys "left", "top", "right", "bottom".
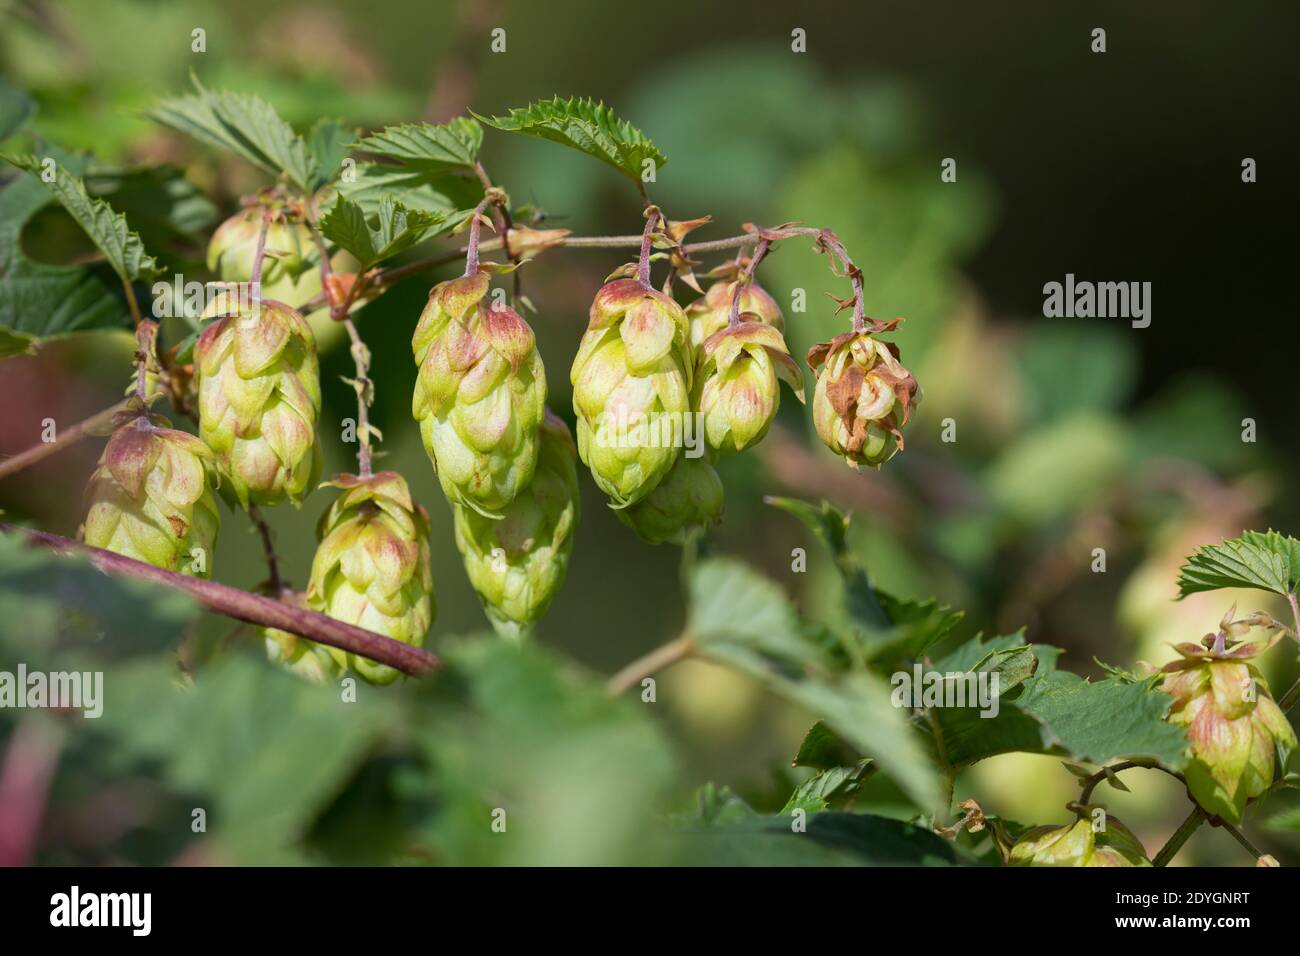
{"left": 1177, "top": 530, "right": 1300, "bottom": 598}
{"left": 676, "top": 810, "right": 956, "bottom": 866}
{"left": 148, "top": 81, "right": 316, "bottom": 192}
{"left": 409, "top": 638, "right": 676, "bottom": 865}
{"left": 4, "top": 154, "right": 160, "bottom": 282}
{"left": 685, "top": 557, "right": 940, "bottom": 812}
{"left": 0, "top": 532, "right": 196, "bottom": 667}
{"left": 671, "top": 783, "right": 758, "bottom": 827}
{"left": 1132, "top": 376, "right": 1256, "bottom": 470}
{"left": 0, "top": 76, "right": 36, "bottom": 141}
{"left": 1018, "top": 323, "right": 1136, "bottom": 426}
{"left": 474, "top": 96, "right": 665, "bottom": 184}
{"left": 307, "top": 118, "right": 357, "bottom": 188}
{"left": 354, "top": 117, "right": 483, "bottom": 173}
{"left": 96, "top": 655, "right": 394, "bottom": 862}
{"left": 0, "top": 152, "right": 132, "bottom": 356}
{"left": 320, "top": 195, "right": 445, "bottom": 268}
{"left": 986, "top": 413, "right": 1129, "bottom": 525}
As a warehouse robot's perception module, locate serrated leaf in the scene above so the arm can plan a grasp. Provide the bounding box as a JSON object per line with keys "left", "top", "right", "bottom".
{"left": 675, "top": 811, "right": 957, "bottom": 866}
{"left": 84, "top": 162, "right": 218, "bottom": 247}
{"left": 1178, "top": 530, "right": 1300, "bottom": 598}
{"left": 320, "top": 194, "right": 445, "bottom": 268}
{"left": 0, "top": 152, "right": 132, "bottom": 355}
{"left": 794, "top": 720, "right": 859, "bottom": 771}
{"left": 473, "top": 96, "right": 665, "bottom": 183}
{"left": 781, "top": 760, "right": 875, "bottom": 813}
{"left": 148, "top": 81, "right": 316, "bottom": 192}
{"left": 686, "top": 557, "right": 811, "bottom": 664}
{"left": 334, "top": 162, "right": 483, "bottom": 217}
{"left": 4, "top": 154, "right": 160, "bottom": 282}
{"left": 353, "top": 117, "right": 483, "bottom": 172}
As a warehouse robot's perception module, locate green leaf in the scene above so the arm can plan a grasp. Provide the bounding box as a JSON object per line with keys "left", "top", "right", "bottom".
{"left": 334, "top": 162, "right": 482, "bottom": 217}
{"left": 148, "top": 81, "right": 316, "bottom": 192}
{"left": 1177, "top": 530, "right": 1300, "bottom": 598}
{"left": 686, "top": 557, "right": 811, "bottom": 664}
{"left": 4, "top": 154, "right": 160, "bottom": 282}
{"left": 473, "top": 96, "right": 665, "bottom": 184}
{"left": 319, "top": 194, "right": 445, "bottom": 268}
{"left": 794, "top": 720, "right": 859, "bottom": 771}
{"left": 353, "top": 117, "right": 484, "bottom": 172}
{"left": 0, "top": 154, "right": 134, "bottom": 354}
{"left": 0, "top": 76, "right": 36, "bottom": 142}
{"left": 782, "top": 760, "right": 875, "bottom": 813}
{"left": 307, "top": 118, "right": 357, "bottom": 188}
{"left": 84, "top": 162, "right": 218, "bottom": 246}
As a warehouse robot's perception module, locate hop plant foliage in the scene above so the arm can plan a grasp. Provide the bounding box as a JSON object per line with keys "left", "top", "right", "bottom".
{"left": 453, "top": 410, "right": 580, "bottom": 637}
{"left": 82, "top": 415, "right": 221, "bottom": 577}
{"left": 195, "top": 292, "right": 323, "bottom": 509}
{"left": 306, "top": 472, "right": 435, "bottom": 685}
{"left": 412, "top": 271, "right": 547, "bottom": 517}
{"left": 570, "top": 278, "right": 694, "bottom": 508}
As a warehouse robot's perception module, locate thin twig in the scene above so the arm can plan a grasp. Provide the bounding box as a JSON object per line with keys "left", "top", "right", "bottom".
{"left": 1220, "top": 819, "right": 1268, "bottom": 862}
{"left": 607, "top": 634, "right": 694, "bottom": 696}
{"left": 727, "top": 236, "right": 771, "bottom": 327}
{"left": 0, "top": 399, "right": 129, "bottom": 481}
{"left": 1152, "top": 806, "right": 1206, "bottom": 867}
{"left": 0, "top": 523, "right": 439, "bottom": 677}
{"left": 247, "top": 504, "right": 283, "bottom": 594}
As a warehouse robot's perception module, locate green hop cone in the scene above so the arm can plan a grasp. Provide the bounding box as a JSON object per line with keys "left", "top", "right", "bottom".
{"left": 1160, "top": 611, "right": 1296, "bottom": 824}
{"left": 412, "top": 271, "right": 547, "bottom": 518}
{"left": 570, "top": 278, "right": 693, "bottom": 508}
{"left": 615, "top": 453, "right": 723, "bottom": 545}
{"left": 205, "top": 207, "right": 357, "bottom": 350}
{"left": 263, "top": 591, "right": 342, "bottom": 684}
{"left": 306, "top": 472, "right": 435, "bottom": 686}
{"left": 195, "top": 292, "right": 322, "bottom": 509}
{"left": 453, "top": 410, "right": 579, "bottom": 637}
{"left": 807, "top": 324, "right": 919, "bottom": 469}
{"left": 686, "top": 278, "right": 784, "bottom": 350}
{"left": 81, "top": 414, "right": 221, "bottom": 577}
{"left": 695, "top": 320, "right": 804, "bottom": 453}
{"left": 1009, "top": 809, "right": 1150, "bottom": 867}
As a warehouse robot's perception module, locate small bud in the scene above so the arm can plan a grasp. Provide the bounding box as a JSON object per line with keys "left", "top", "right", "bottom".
{"left": 616, "top": 454, "right": 724, "bottom": 545}
{"left": 1009, "top": 808, "right": 1149, "bottom": 867}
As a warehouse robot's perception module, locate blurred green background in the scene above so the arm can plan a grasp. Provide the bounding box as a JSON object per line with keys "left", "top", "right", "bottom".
{"left": 1, "top": 0, "right": 1297, "bottom": 865}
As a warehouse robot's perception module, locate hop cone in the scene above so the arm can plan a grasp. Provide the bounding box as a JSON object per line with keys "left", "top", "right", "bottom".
{"left": 1010, "top": 811, "right": 1150, "bottom": 867}
{"left": 807, "top": 324, "right": 919, "bottom": 469}
{"left": 1160, "top": 613, "right": 1296, "bottom": 824}
{"left": 82, "top": 415, "right": 221, "bottom": 577}
{"left": 263, "top": 591, "right": 342, "bottom": 683}
{"left": 195, "top": 293, "right": 322, "bottom": 508}
{"left": 412, "top": 271, "right": 547, "bottom": 518}
{"left": 695, "top": 321, "right": 804, "bottom": 454}
{"left": 616, "top": 453, "right": 723, "bottom": 545}
{"left": 570, "top": 278, "right": 693, "bottom": 507}
{"left": 687, "top": 278, "right": 784, "bottom": 350}
{"left": 306, "top": 472, "right": 435, "bottom": 686}
{"left": 453, "top": 410, "right": 579, "bottom": 637}
{"left": 207, "top": 208, "right": 315, "bottom": 301}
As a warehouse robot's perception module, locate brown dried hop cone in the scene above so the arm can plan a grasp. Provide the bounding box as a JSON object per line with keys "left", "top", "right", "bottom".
{"left": 695, "top": 320, "right": 804, "bottom": 454}
{"left": 195, "top": 292, "right": 322, "bottom": 508}
{"left": 412, "top": 271, "right": 547, "bottom": 518}
{"left": 686, "top": 278, "right": 785, "bottom": 351}
{"left": 807, "top": 321, "right": 919, "bottom": 469}
{"left": 82, "top": 414, "right": 221, "bottom": 577}
{"left": 453, "top": 410, "right": 579, "bottom": 638}
{"left": 1160, "top": 609, "right": 1296, "bottom": 824}
{"left": 570, "top": 278, "right": 693, "bottom": 508}
{"left": 1009, "top": 809, "right": 1150, "bottom": 867}
{"left": 615, "top": 453, "right": 723, "bottom": 545}
{"left": 306, "top": 472, "right": 435, "bottom": 686}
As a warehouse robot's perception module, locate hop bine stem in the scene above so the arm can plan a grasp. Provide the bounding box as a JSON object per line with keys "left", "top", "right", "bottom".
{"left": 248, "top": 209, "right": 271, "bottom": 302}
{"left": 727, "top": 237, "right": 771, "bottom": 327}
{"left": 463, "top": 196, "right": 493, "bottom": 277}
{"left": 0, "top": 523, "right": 440, "bottom": 677}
